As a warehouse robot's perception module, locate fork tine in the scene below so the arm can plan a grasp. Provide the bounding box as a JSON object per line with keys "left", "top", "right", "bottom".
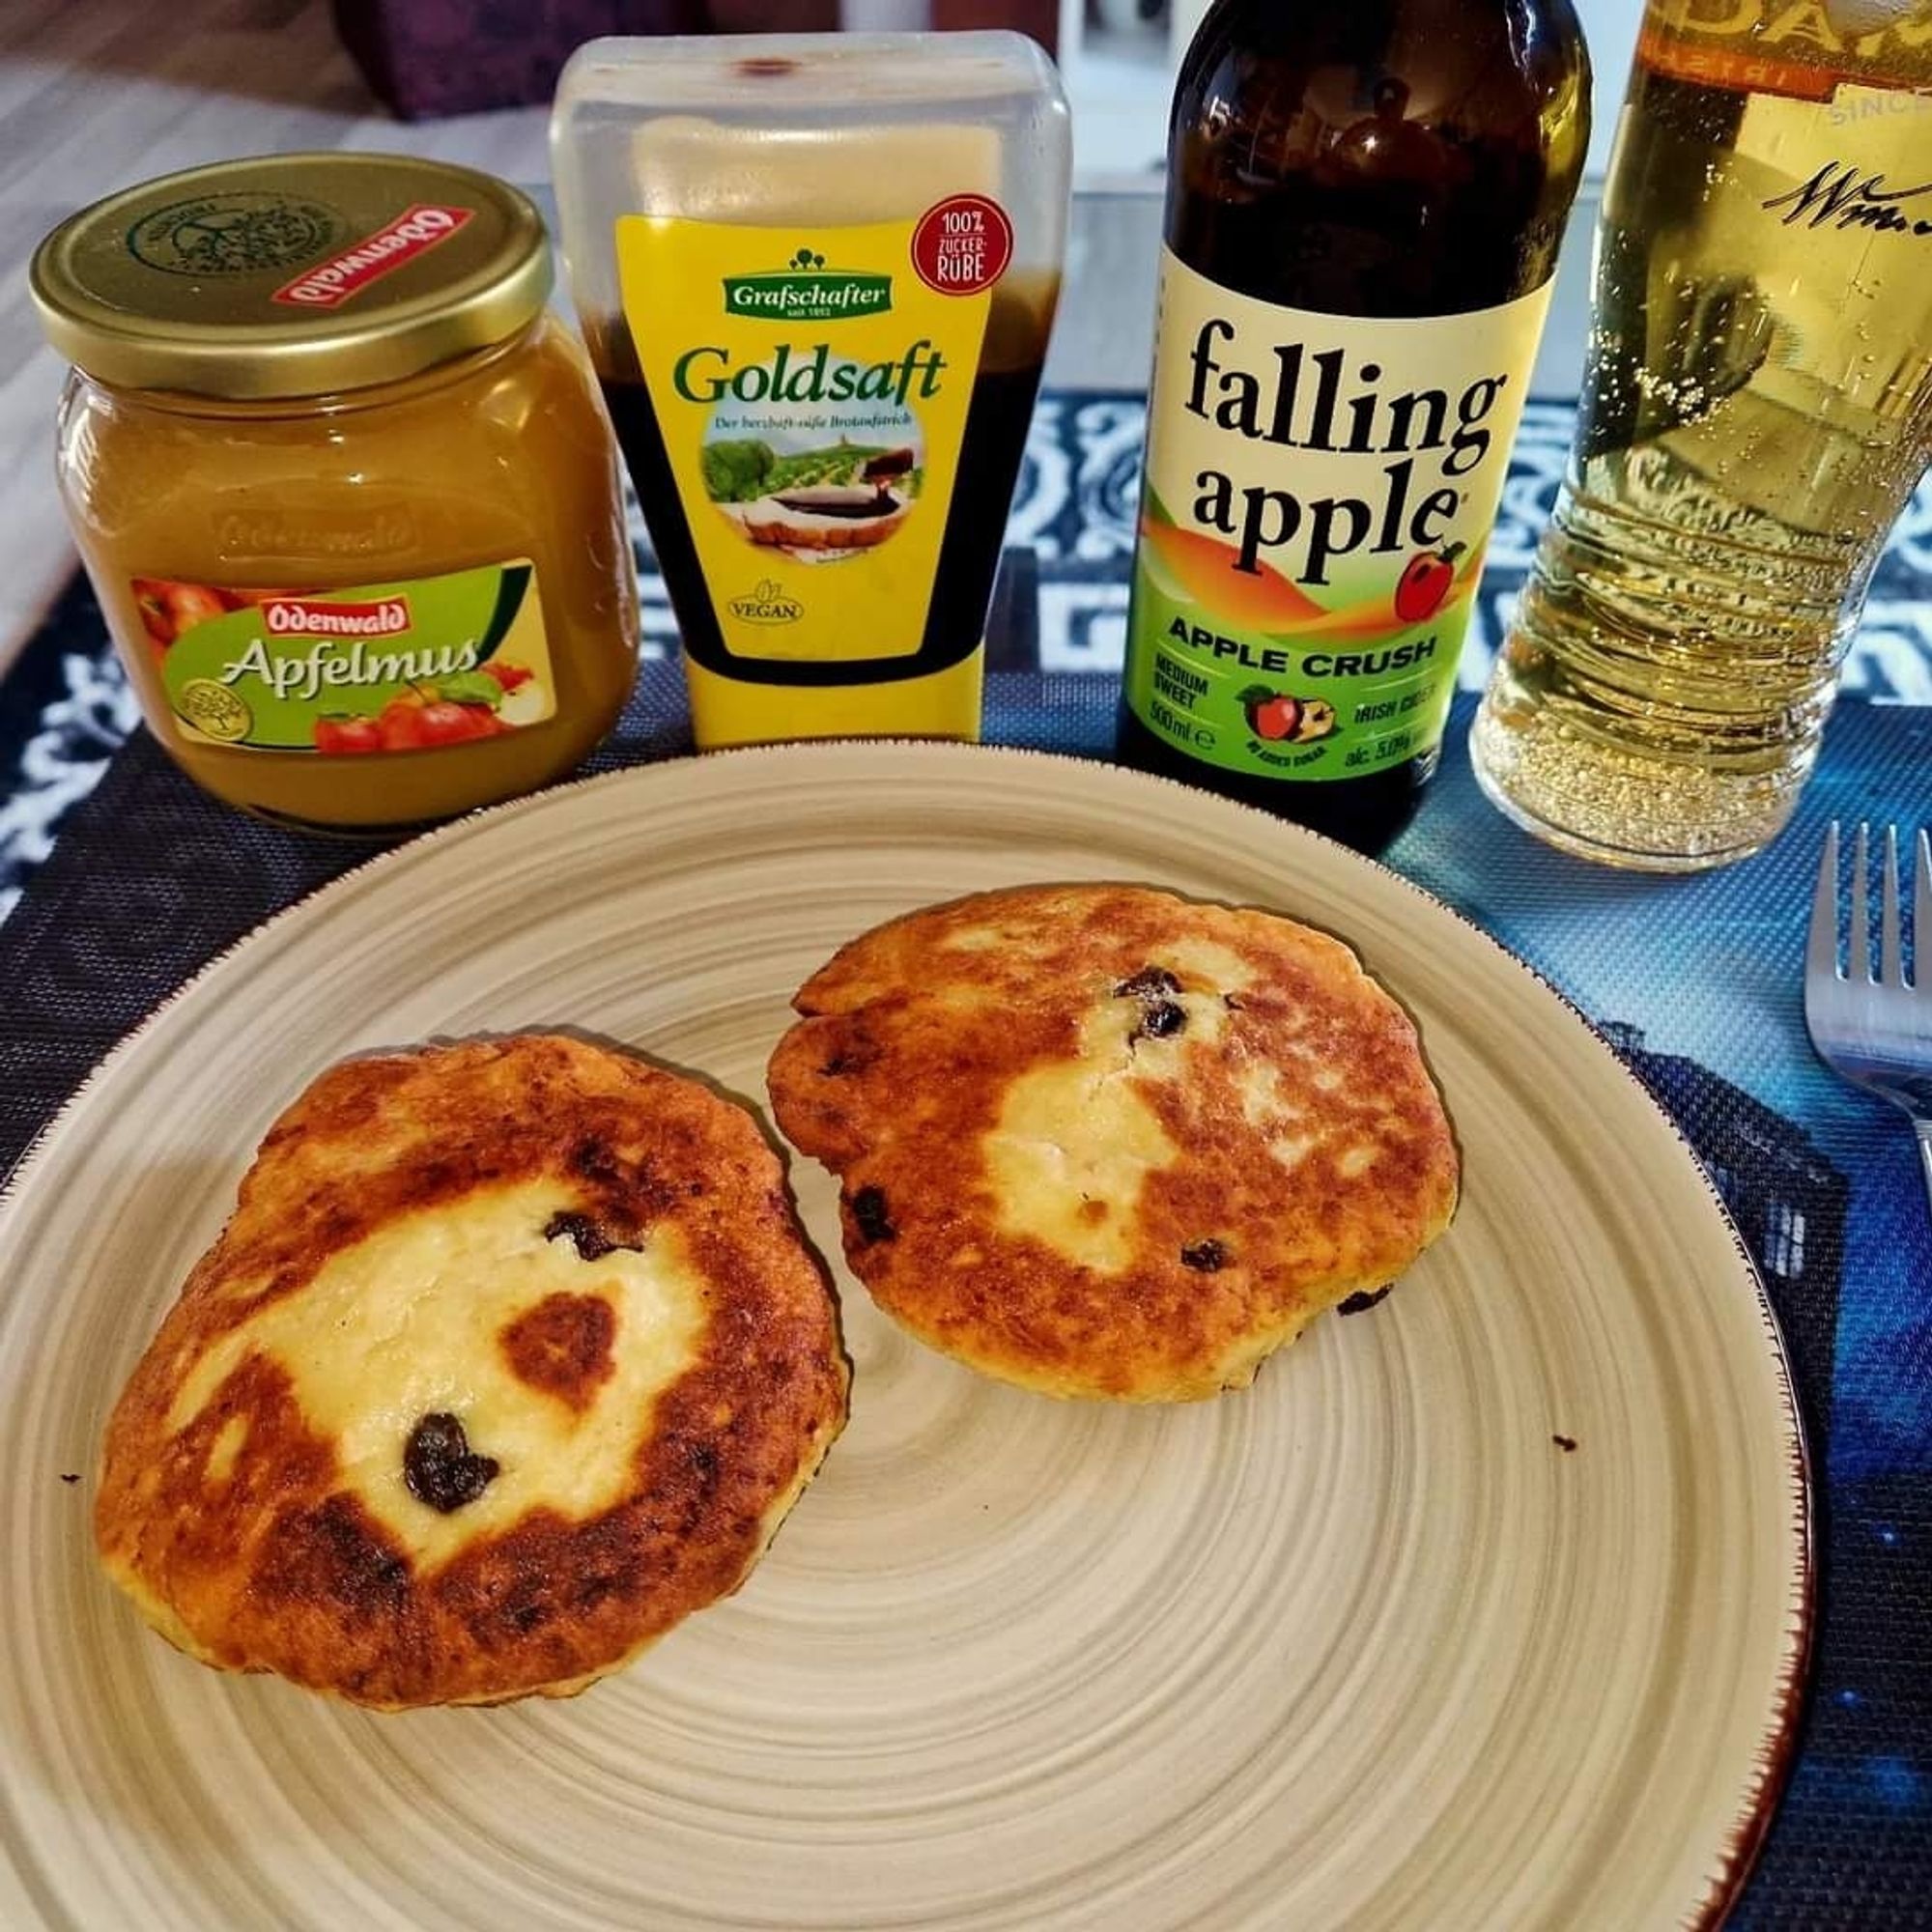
{"left": 1808, "top": 819, "right": 1841, "bottom": 984}
{"left": 1849, "top": 822, "right": 1872, "bottom": 982}
{"left": 1917, "top": 829, "right": 1931, "bottom": 992}
{"left": 1881, "top": 825, "right": 1904, "bottom": 987}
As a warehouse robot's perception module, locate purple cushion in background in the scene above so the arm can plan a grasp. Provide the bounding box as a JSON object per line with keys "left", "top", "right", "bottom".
{"left": 331, "top": 0, "right": 713, "bottom": 121}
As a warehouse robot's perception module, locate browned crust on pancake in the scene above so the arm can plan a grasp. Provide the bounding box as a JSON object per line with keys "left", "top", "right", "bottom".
{"left": 96, "top": 1035, "right": 847, "bottom": 1709}
{"left": 500, "top": 1293, "right": 617, "bottom": 1413}
{"left": 769, "top": 885, "right": 1458, "bottom": 1401}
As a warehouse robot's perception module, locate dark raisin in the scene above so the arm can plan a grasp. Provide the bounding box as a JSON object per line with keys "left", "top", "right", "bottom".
{"left": 1180, "top": 1239, "right": 1227, "bottom": 1271}
{"left": 544, "top": 1209, "right": 637, "bottom": 1262}
{"left": 1134, "top": 1000, "right": 1187, "bottom": 1040}
{"left": 403, "top": 1413, "right": 500, "bottom": 1514}
{"left": 1336, "top": 1286, "right": 1394, "bottom": 1316}
{"left": 1552, "top": 1434, "right": 1579, "bottom": 1453}
{"left": 570, "top": 1138, "right": 621, "bottom": 1184}
{"left": 1114, "top": 965, "right": 1180, "bottom": 999}
{"left": 850, "top": 1185, "right": 895, "bottom": 1243}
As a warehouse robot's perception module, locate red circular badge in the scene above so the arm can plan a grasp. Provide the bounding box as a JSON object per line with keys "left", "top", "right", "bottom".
{"left": 910, "top": 195, "right": 1014, "bottom": 297}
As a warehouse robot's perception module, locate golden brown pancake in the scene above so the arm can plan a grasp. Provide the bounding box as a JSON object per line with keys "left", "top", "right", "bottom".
{"left": 768, "top": 885, "right": 1457, "bottom": 1402}
{"left": 96, "top": 1034, "right": 847, "bottom": 1710}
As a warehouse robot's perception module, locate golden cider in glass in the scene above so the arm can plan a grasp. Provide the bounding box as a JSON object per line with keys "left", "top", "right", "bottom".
{"left": 1474, "top": 0, "right": 1932, "bottom": 869}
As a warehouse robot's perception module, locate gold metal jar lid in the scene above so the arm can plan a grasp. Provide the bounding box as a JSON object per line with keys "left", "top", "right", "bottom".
{"left": 29, "top": 153, "right": 553, "bottom": 400}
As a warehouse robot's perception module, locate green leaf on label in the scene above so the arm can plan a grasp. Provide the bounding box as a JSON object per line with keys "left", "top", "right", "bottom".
{"left": 474, "top": 565, "right": 532, "bottom": 661}
{"left": 431, "top": 671, "right": 506, "bottom": 708}
{"left": 1237, "top": 683, "right": 1277, "bottom": 704}
{"left": 701, "top": 440, "right": 777, "bottom": 504}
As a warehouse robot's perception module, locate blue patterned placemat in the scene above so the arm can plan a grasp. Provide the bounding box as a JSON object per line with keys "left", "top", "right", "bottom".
{"left": 0, "top": 393, "right": 1928, "bottom": 1924}
{"left": 1393, "top": 703, "right": 1932, "bottom": 1932}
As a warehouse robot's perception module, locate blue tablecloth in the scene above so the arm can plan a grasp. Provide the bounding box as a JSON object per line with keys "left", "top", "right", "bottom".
{"left": 1, "top": 392, "right": 1927, "bottom": 1925}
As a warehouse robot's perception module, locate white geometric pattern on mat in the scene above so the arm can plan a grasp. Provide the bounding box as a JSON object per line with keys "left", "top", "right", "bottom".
{"left": 0, "top": 646, "right": 141, "bottom": 923}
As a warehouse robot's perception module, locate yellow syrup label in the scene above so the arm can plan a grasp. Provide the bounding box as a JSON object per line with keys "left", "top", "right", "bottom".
{"left": 615, "top": 211, "right": 997, "bottom": 666}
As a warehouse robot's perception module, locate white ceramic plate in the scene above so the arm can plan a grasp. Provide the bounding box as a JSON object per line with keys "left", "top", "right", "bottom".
{"left": 0, "top": 744, "right": 1807, "bottom": 1931}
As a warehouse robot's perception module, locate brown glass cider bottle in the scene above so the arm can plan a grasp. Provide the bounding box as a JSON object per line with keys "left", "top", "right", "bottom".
{"left": 1117, "top": 0, "right": 1590, "bottom": 853}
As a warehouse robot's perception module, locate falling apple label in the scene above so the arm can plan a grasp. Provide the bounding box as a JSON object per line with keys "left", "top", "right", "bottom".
{"left": 1122, "top": 263, "right": 1551, "bottom": 789}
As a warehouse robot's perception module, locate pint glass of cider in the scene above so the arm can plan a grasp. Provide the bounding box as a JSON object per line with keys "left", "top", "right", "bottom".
{"left": 1472, "top": 0, "right": 1932, "bottom": 870}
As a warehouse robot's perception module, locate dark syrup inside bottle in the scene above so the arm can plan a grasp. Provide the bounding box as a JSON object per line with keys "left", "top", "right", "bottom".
{"left": 1120, "top": 0, "right": 1588, "bottom": 852}
{"left": 594, "top": 284, "right": 1053, "bottom": 688}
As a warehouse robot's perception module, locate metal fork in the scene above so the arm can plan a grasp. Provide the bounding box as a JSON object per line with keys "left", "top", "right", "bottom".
{"left": 1805, "top": 822, "right": 1932, "bottom": 1214}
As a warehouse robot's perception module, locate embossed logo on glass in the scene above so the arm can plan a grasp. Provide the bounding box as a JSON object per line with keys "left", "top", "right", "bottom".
{"left": 127, "top": 194, "right": 343, "bottom": 277}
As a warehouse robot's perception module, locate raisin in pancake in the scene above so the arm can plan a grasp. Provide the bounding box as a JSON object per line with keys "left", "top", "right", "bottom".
{"left": 768, "top": 885, "right": 1457, "bottom": 1402}
{"left": 96, "top": 1034, "right": 846, "bottom": 1711}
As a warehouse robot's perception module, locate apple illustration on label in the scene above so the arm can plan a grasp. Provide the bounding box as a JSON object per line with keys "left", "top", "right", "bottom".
{"left": 1293, "top": 696, "right": 1336, "bottom": 743}
{"left": 1240, "top": 686, "right": 1302, "bottom": 741}
{"left": 1394, "top": 541, "right": 1465, "bottom": 624}
{"left": 131, "top": 578, "right": 228, "bottom": 649}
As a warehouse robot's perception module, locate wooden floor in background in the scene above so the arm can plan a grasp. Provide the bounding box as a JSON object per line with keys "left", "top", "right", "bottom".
{"left": 0, "top": 0, "right": 1163, "bottom": 670}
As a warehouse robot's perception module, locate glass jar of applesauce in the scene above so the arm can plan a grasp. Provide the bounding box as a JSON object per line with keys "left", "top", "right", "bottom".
{"left": 30, "top": 153, "right": 638, "bottom": 834}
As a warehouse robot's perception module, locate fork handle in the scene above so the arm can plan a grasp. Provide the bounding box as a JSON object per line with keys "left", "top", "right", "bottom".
{"left": 1919, "top": 1119, "right": 1932, "bottom": 1223}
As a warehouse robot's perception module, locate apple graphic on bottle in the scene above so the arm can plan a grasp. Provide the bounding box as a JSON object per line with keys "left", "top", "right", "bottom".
{"left": 1240, "top": 686, "right": 1302, "bottom": 742}
{"left": 1393, "top": 541, "right": 1465, "bottom": 625}
{"left": 1294, "top": 697, "right": 1336, "bottom": 743}
{"left": 1242, "top": 687, "right": 1342, "bottom": 745}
